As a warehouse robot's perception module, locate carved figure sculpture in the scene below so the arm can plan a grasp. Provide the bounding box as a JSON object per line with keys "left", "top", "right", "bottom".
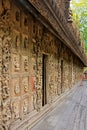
{"left": 13, "top": 56, "right": 20, "bottom": 72}
{"left": 23, "top": 100, "right": 28, "bottom": 115}
{"left": 14, "top": 80, "right": 20, "bottom": 94}
{"left": 12, "top": 102, "right": 20, "bottom": 119}
{"left": 22, "top": 78, "right": 28, "bottom": 92}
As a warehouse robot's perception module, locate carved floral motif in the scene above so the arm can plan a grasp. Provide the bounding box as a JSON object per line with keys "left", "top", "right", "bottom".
{"left": 0, "top": 1, "right": 13, "bottom": 128}
{"left": 2, "top": 75, "right": 10, "bottom": 101}
{"left": 2, "top": 103, "right": 11, "bottom": 129}
{"left": 1, "top": 7, "right": 12, "bottom": 128}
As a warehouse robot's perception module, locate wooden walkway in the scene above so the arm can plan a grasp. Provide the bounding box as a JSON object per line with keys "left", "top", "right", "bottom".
{"left": 31, "top": 81, "right": 87, "bottom": 130}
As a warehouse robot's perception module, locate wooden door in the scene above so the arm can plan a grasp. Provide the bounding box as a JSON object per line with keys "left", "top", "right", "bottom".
{"left": 42, "top": 54, "right": 47, "bottom": 106}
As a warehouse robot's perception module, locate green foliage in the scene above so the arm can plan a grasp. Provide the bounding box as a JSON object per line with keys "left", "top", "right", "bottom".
{"left": 71, "top": 0, "right": 87, "bottom": 51}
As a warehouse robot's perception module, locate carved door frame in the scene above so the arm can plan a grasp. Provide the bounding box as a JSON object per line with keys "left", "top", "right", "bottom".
{"left": 61, "top": 59, "right": 63, "bottom": 93}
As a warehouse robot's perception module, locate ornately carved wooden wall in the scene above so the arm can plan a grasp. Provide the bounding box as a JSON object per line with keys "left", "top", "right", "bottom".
{"left": 0, "top": 1, "right": 60, "bottom": 129}
{"left": 0, "top": 0, "right": 83, "bottom": 129}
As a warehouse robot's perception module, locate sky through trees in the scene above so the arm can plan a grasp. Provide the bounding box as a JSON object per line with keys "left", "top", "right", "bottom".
{"left": 71, "top": 0, "right": 87, "bottom": 51}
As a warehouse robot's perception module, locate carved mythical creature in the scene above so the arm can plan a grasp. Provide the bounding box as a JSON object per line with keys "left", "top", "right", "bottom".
{"left": 2, "top": 75, "right": 10, "bottom": 101}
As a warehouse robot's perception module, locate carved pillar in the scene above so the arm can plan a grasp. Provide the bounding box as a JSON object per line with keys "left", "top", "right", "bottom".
{"left": 35, "top": 39, "right": 42, "bottom": 111}
{"left": 0, "top": 0, "right": 12, "bottom": 129}
{"left": 0, "top": 27, "right": 3, "bottom": 130}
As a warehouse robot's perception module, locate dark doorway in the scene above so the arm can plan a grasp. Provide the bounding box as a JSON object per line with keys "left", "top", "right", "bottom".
{"left": 61, "top": 60, "right": 63, "bottom": 93}
{"left": 42, "top": 54, "right": 47, "bottom": 106}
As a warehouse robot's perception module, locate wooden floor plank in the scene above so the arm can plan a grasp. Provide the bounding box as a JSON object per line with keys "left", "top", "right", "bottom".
{"left": 31, "top": 81, "right": 87, "bottom": 130}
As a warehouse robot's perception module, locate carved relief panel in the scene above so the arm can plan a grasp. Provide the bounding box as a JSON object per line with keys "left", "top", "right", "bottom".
{"left": 2, "top": 75, "right": 10, "bottom": 101}
{"left": 22, "top": 34, "right": 29, "bottom": 52}
{"left": 12, "top": 100, "right": 20, "bottom": 120}
{"left": 21, "top": 77, "right": 29, "bottom": 94}
{"left": 12, "top": 30, "right": 20, "bottom": 51}
{"left": 22, "top": 56, "right": 29, "bottom": 72}
{"left": 11, "top": 4, "right": 20, "bottom": 30}
{"left": 29, "top": 77, "right": 36, "bottom": 111}
{"left": 0, "top": 0, "right": 10, "bottom": 16}
{"left": 0, "top": 36, "right": 2, "bottom": 69}
{"left": 31, "top": 55, "right": 36, "bottom": 76}
{"left": 0, "top": 0, "right": 12, "bottom": 128}
{"left": 12, "top": 55, "right": 20, "bottom": 73}
{"left": 37, "top": 23, "right": 43, "bottom": 40}
{"left": 22, "top": 98, "right": 29, "bottom": 116}
{"left": 36, "top": 87, "right": 42, "bottom": 111}
{"left": 2, "top": 36, "right": 11, "bottom": 74}
{"left": 42, "top": 33, "right": 50, "bottom": 53}
{"left": 0, "top": 36, "right": 2, "bottom": 109}
{"left": 47, "top": 55, "right": 59, "bottom": 100}
{"left": 21, "top": 13, "right": 28, "bottom": 34}
{"left": 11, "top": 78, "right": 20, "bottom": 97}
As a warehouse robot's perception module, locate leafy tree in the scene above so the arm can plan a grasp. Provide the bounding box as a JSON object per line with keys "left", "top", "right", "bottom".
{"left": 71, "top": 0, "right": 87, "bottom": 51}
